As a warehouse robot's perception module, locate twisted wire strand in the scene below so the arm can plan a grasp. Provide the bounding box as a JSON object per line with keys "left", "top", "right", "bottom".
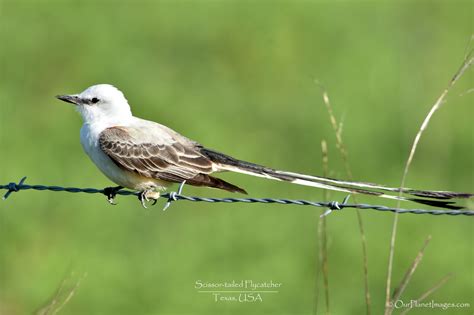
{"left": 1, "top": 177, "right": 473, "bottom": 216}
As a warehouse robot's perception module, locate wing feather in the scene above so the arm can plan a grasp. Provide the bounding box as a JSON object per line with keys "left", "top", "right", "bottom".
{"left": 98, "top": 126, "right": 214, "bottom": 182}
{"left": 97, "top": 124, "right": 247, "bottom": 193}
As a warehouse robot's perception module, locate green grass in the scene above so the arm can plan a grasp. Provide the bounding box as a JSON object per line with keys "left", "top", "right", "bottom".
{"left": 1, "top": 1, "right": 473, "bottom": 314}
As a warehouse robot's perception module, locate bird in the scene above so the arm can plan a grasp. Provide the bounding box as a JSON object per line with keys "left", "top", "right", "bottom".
{"left": 56, "top": 84, "right": 472, "bottom": 208}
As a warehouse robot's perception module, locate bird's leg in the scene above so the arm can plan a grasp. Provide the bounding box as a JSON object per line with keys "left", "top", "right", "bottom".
{"left": 138, "top": 189, "right": 161, "bottom": 209}
{"left": 103, "top": 186, "right": 123, "bottom": 205}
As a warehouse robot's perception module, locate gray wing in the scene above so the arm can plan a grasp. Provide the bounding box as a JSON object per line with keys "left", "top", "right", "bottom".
{"left": 98, "top": 125, "right": 246, "bottom": 193}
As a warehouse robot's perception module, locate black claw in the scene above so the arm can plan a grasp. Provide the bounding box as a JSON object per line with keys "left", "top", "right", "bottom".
{"left": 103, "top": 186, "right": 123, "bottom": 205}
{"left": 138, "top": 191, "right": 148, "bottom": 208}
{"left": 137, "top": 189, "right": 159, "bottom": 208}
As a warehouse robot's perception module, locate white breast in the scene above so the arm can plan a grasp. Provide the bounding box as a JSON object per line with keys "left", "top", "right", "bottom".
{"left": 79, "top": 123, "right": 169, "bottom": 190}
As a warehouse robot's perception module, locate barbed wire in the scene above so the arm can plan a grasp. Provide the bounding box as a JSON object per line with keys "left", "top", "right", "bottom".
{"left": 1, "top": 177, "right": 473, "bottom": 216}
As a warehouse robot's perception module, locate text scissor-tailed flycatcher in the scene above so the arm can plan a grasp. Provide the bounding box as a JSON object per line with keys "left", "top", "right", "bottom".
{"left": 56, "top": 84, "right": 472, "bottom": 208}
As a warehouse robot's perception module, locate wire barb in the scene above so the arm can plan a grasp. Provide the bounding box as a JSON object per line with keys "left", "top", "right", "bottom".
{"left": 2, "top": 176, "right": 27, "bottom": 201}
{"left": 1, "top": 177, "right": 473, "bottom": 216}
{"left": 321, "top": 195, "right": 351, "bottom": 217}
{"left": 163, "top": 180, "right": 186, "bottom": 211}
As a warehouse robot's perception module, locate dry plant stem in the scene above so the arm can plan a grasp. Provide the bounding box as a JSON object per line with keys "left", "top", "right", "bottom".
{"left": 399, "top": 49, "right": 473, "bottom": 194}
{"left": 318, "top": 83, "right": 371, "bottom": 315}
{"left": 391, "top": 235, "right": 431, "bottom": 303}
{"left": 384, "top": 211, "right": 400, "bottom": 314}
{"left": 319, "top": 139, "right": 330, "bottom": 315}
{"left": 385, "top": 47, "right": 473, "bottom": 315}
{"left": 313, "top": 142, "right": 327, "bottom": 314}
{"left": 399, "top": 274, "right": 453, "bottom": 315}
{"left": 51, "top": 273, "right": 86, "bottom": 315}
{"left": 321, "top": 207, "right": 330, "bottom": 315}
{"left": 314, "top": 217, "right": 322, "bottom": 315}
{"left": 36, "top": 271, "right": 87, "bottom": 315}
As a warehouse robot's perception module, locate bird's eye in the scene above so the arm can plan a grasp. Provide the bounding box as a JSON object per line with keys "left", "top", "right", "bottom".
{"left": 91, "top": 97, "right": 100, "bottom": 104}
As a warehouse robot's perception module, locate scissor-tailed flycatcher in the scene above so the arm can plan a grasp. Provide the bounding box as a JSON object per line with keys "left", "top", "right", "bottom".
{"left": 56, "top": 84, "right": 472, "bottom": 208}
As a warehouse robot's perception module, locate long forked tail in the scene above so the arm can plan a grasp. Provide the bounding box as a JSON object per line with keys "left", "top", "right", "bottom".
{"left": 201, "top": 148, "right": 473, "bottom": 210}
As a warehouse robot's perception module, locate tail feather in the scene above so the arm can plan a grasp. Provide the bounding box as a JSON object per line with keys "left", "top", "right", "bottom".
{"left": 201, "top": 148, "right": 472, "bottom": 208}
{"left": 189, "top": 173, "right": 248, "bottom": 194}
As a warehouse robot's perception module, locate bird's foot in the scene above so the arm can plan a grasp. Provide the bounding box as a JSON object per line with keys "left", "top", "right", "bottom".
{"left": 103, "top": 186, "right": 123, "bottom": 205}
{"left": 138, "top": 189, "right": 160, "bottom": 209}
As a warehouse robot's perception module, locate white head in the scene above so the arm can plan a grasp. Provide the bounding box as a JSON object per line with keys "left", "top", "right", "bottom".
{"left": 56, "top": 84, "right": 132, "bottom": 124}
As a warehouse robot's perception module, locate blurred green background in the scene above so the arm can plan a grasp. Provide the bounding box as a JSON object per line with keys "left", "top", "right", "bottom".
{"left": 1, "top": 1, "right": 473, "bottom": 314}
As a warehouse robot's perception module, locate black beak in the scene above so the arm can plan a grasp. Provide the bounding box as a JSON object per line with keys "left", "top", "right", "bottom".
{"left": 56, "top": 94, "right": 81, "bottom": 105}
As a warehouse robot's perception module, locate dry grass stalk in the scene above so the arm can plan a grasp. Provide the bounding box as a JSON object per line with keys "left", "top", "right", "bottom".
{"left": 317, "top": 82, "right": 371, "bottom": 315}
{"left": 35, "top": 271, "right": 87, "bottom": 315}
{"left": 391, "top": 235, "right": 431, "bottom": 303}
{"left": 399, "top": 273, "right": 453, "bottom": 315}
{"left": 317, "top": 139, "right": 331, "bottom": 315}
{"left": 385, "top": 44, "right": 473, "bottom": 314}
